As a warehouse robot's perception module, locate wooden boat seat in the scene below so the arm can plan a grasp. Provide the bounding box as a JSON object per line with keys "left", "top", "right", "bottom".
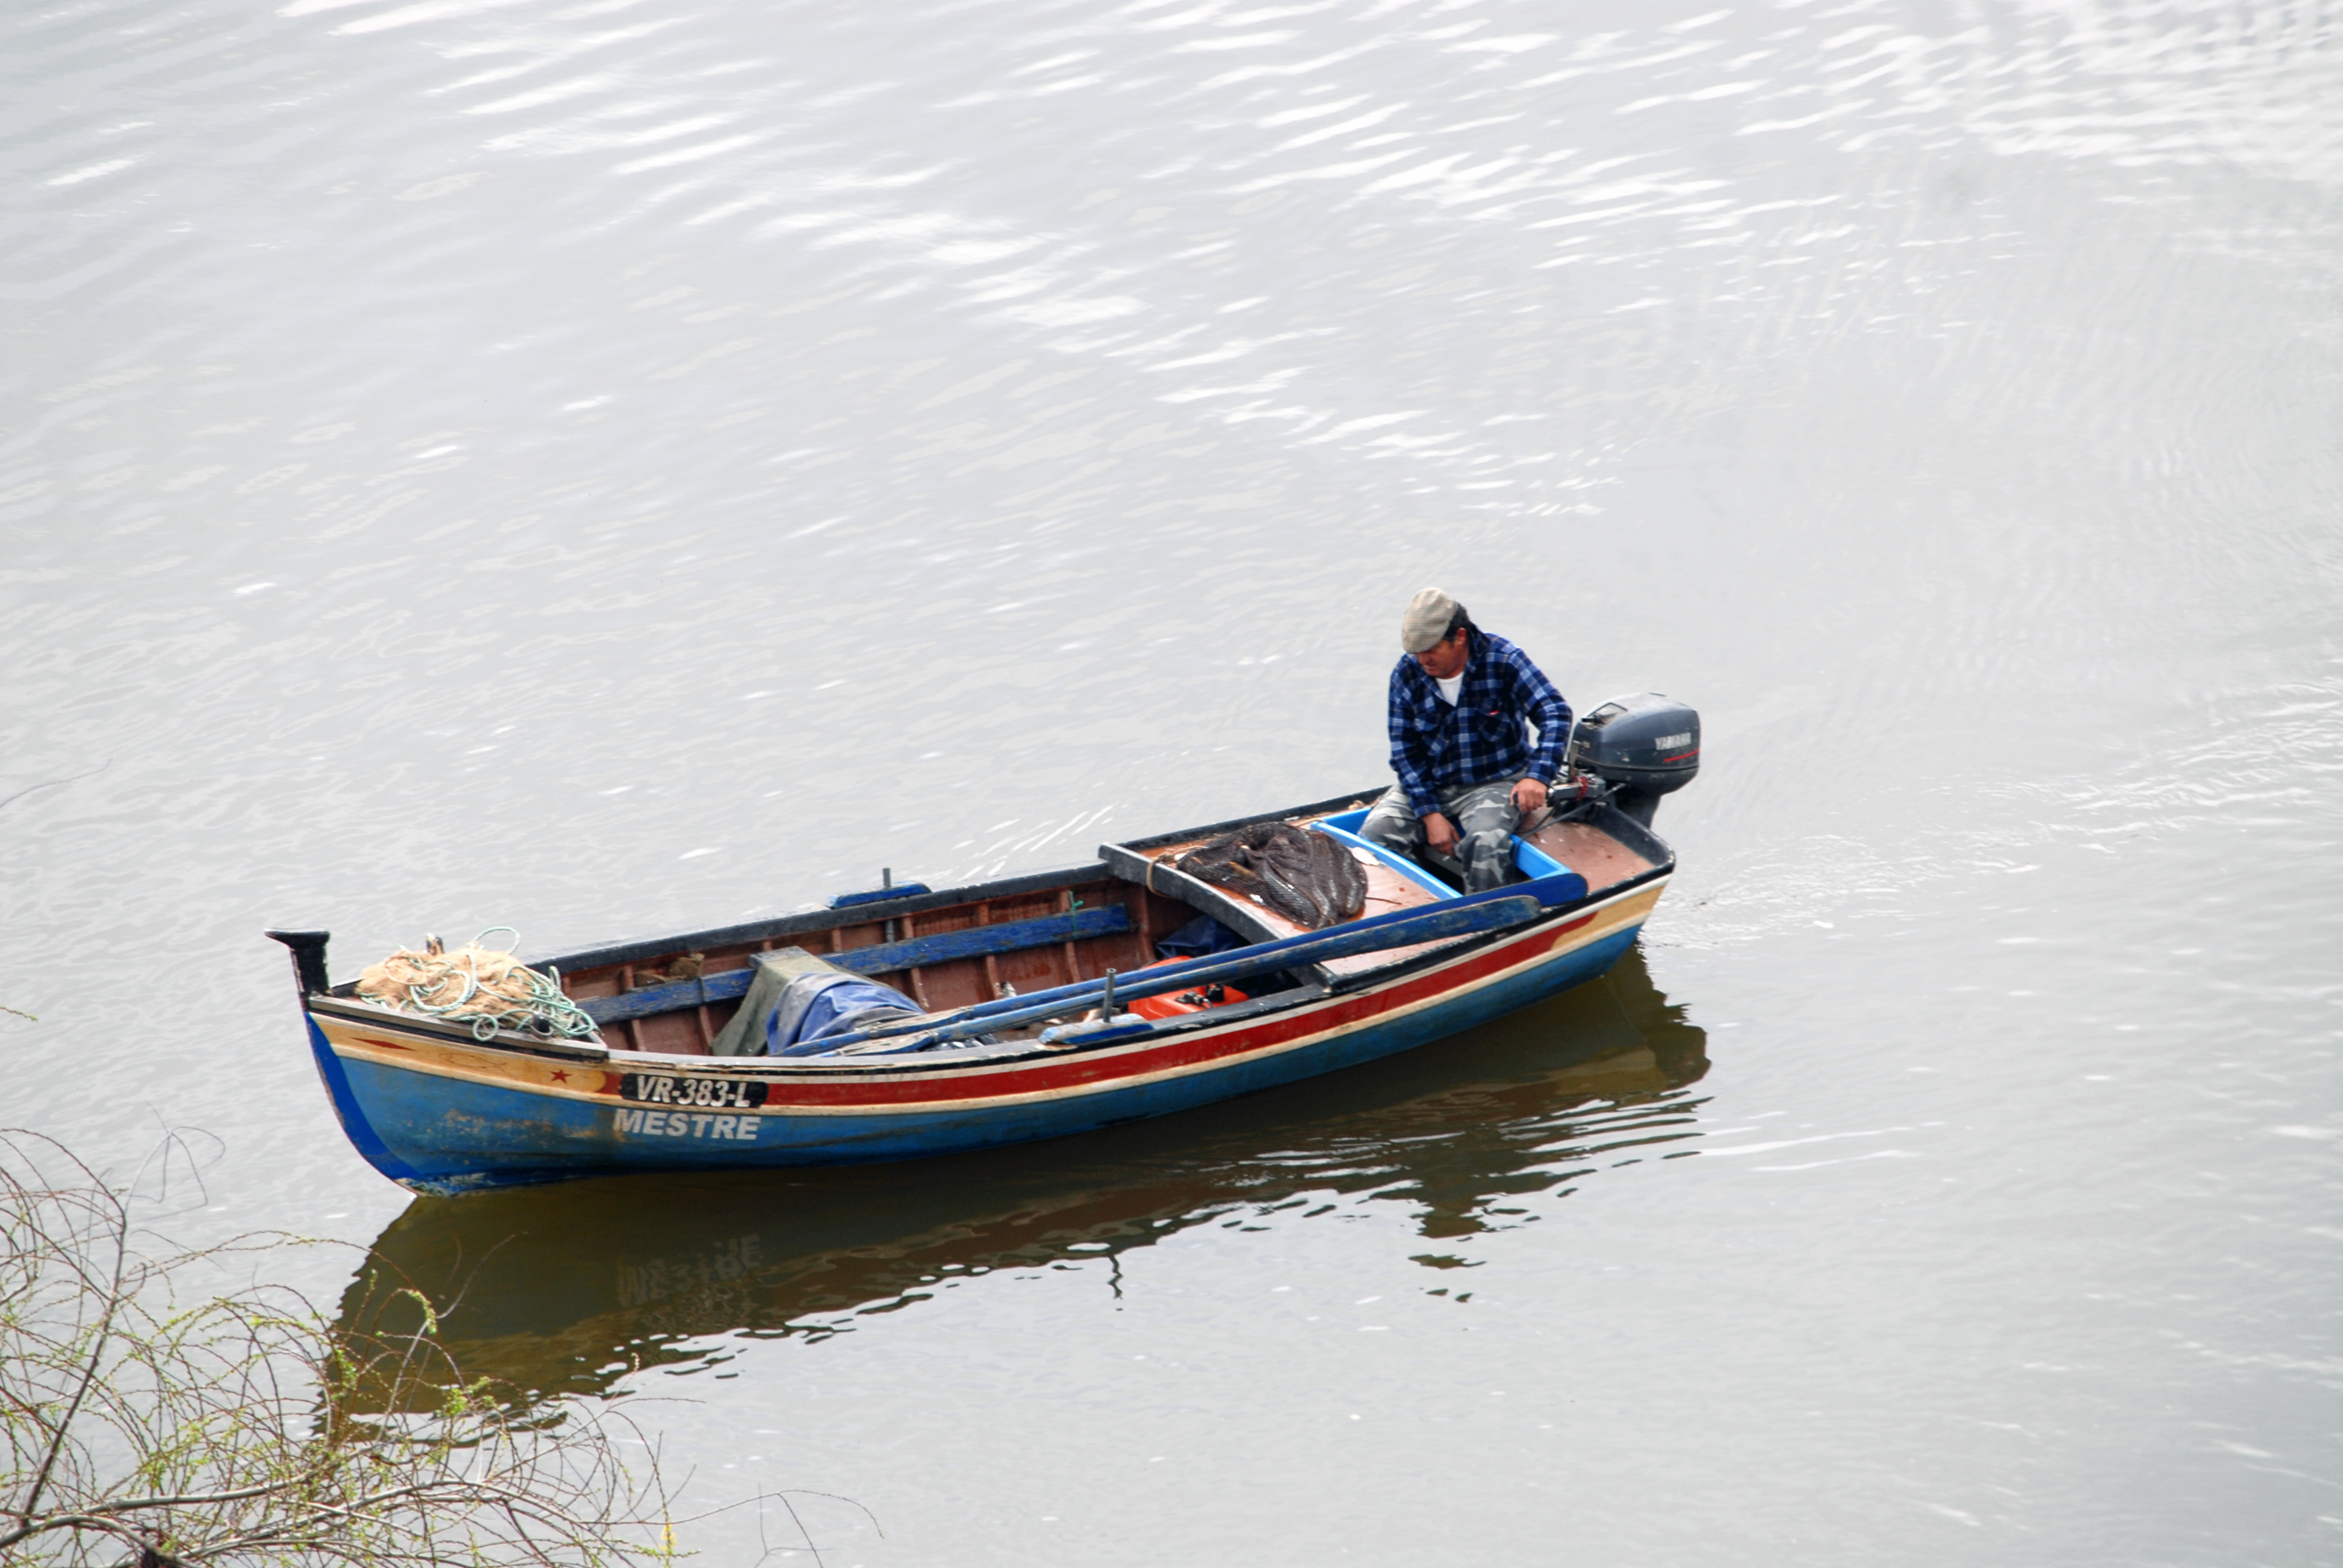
{"left": 1518, "top": 817, "right": 1657, "bottom": 891}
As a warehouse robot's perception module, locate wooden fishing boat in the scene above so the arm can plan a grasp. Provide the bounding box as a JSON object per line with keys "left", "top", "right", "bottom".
{"left": 271, "top": 699, "right": 1700, "bottom": 1194}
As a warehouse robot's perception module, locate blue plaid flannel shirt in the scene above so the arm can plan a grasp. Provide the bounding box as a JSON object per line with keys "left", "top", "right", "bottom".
{"left": 1387, "top": 630, "right": 1573, "bottom": 819}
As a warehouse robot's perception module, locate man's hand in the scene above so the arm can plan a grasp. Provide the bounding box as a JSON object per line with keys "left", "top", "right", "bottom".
{"left": 1421, "top": 811, "right": 1459, "bottom": 858}
{"left": 1510, "top": 776, "right": 1550, "bottom": 816}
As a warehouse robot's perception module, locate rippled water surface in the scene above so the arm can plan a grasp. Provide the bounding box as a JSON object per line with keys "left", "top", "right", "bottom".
{"left": 5, "top": 0, "right": 2340, "bottom": 1561}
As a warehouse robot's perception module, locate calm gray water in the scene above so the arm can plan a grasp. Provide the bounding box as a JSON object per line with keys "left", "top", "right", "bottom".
{"left": 5, "top": 0, "right": 2340, "bottom": 1561}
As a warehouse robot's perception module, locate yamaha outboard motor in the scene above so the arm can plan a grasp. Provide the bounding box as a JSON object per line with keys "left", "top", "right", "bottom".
{"left": 1566, "top": 692, "right": 1700, "bottom": 828}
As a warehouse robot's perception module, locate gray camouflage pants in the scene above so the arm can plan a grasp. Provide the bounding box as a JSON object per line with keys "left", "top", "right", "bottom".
{"left": 1360, "top": 777, "right": 1524, "bottom": 893}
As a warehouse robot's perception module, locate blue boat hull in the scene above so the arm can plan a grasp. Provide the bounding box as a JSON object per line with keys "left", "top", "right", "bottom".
{"left": 310, "top": 920, "right": 1645, "bottom": 1194}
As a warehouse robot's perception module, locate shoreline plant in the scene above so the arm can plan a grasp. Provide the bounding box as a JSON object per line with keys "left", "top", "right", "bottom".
{"left": 0, "top": 1129, "right": 684, "bottom": 1567}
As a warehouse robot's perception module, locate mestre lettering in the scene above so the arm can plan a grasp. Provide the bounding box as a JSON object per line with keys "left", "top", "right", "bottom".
{"left": 612, "top": 1108, "right": 763, "bottom": 1142}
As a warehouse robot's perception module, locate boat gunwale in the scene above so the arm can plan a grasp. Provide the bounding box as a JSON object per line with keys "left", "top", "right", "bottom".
{"left": 518, "top": 788, "right": 1382, "bottom": 983}
{"left": 324, "top": 863, "right": 1106, "bottom": 998}
{"left": 615, "top": 867, "right": 1671, "bottom": 1077}
{"left": 310, "top": 884, "right": 1669, "bottom": 1175}
{"left": 310, "top": 889, "right": 1665, "bottom": 1199}
{"left": 306, "top": 994, "right": 615, "bottom": 1059}
{"left": 313, "top": 870, "right": 1670, "bottom": 1085}
{"left": 1321, "top": 855, "right": 1670, "bottom": 995}
{"left": 1102, "top": 787, "right": 1384, "bottom": 855}
{"left": 299, "top": 794, "right": 1673, "bottom": 1076}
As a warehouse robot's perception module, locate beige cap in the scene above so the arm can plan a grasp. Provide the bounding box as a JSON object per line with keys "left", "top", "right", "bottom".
{"left": 1400, "top": 587, "right": 1462, "bottom": 653}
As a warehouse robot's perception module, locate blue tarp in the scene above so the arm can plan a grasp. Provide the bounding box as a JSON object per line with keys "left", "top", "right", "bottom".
{"left": 1155, "top": 913, "right": 1245, "bottom": 961}
{"left": 706, "top": 949, "right": 929, "bottom": 1059}
{"left": 768, "top": 975, "right": 923, "bottom": 1056}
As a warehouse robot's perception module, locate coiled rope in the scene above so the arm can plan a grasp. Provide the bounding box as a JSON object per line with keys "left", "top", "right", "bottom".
{"left": 355, "top": 927, "right": 601, "bottom": 1042}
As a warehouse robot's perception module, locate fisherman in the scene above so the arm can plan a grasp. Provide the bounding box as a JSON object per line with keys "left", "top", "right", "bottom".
{"left": 1361, "top": 588, "right": 1573, "bottom": 893}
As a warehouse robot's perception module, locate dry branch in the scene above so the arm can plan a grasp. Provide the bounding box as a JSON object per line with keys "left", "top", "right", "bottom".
{"left": 0, "top": 1131, "right": 690, "bottom": 1567}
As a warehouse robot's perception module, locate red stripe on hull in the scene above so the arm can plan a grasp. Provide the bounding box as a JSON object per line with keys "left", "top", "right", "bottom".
{"left": 755, "top": 912, "right": 1599, "bottom": 1110}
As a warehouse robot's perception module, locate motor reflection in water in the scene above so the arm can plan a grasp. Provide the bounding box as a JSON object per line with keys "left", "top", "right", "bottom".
{"left": 335, "top": 949, "right": 1706, "bottom": 1409}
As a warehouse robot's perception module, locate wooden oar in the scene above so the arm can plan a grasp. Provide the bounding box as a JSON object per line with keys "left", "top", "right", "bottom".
{"left": 810, "top": 890, "right": 1549, "bottom": 1053}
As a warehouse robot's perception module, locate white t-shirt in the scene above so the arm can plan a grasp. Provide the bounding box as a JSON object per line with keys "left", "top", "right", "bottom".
{"left": 1434, "top": 671, "right": 1465, "bottom": 706}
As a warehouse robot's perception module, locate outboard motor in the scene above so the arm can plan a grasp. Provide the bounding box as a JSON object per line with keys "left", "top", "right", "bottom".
{"left": 1566, "top": 692, "right": 1700, "bottom": 828}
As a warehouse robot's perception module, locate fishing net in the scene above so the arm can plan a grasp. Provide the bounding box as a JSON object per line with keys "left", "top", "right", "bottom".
{"left": 1176, "top": 822, "right": 1368, "bottom": 929}
{"left": 355, "top": 927, "right": 601, "bottom": 1042}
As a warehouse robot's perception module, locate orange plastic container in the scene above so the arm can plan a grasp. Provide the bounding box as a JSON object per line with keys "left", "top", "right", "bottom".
{"left": 1127, "top": 957, "right": 1250, "bottom": 1021}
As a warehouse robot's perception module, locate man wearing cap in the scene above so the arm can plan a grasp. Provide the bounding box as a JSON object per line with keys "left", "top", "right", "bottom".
{"left": 1361, "top": 589, "right": 1573, "bottom": 893}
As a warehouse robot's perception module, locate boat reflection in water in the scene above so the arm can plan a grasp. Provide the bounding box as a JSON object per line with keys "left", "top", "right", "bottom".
{"left": 334, "top": 949, "right": 1706, "bottom": 1409}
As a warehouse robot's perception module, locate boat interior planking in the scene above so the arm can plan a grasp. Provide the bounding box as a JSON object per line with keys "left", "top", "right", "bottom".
{"left": 526, "top": 791, "right": 1660, "bottom": 1057}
